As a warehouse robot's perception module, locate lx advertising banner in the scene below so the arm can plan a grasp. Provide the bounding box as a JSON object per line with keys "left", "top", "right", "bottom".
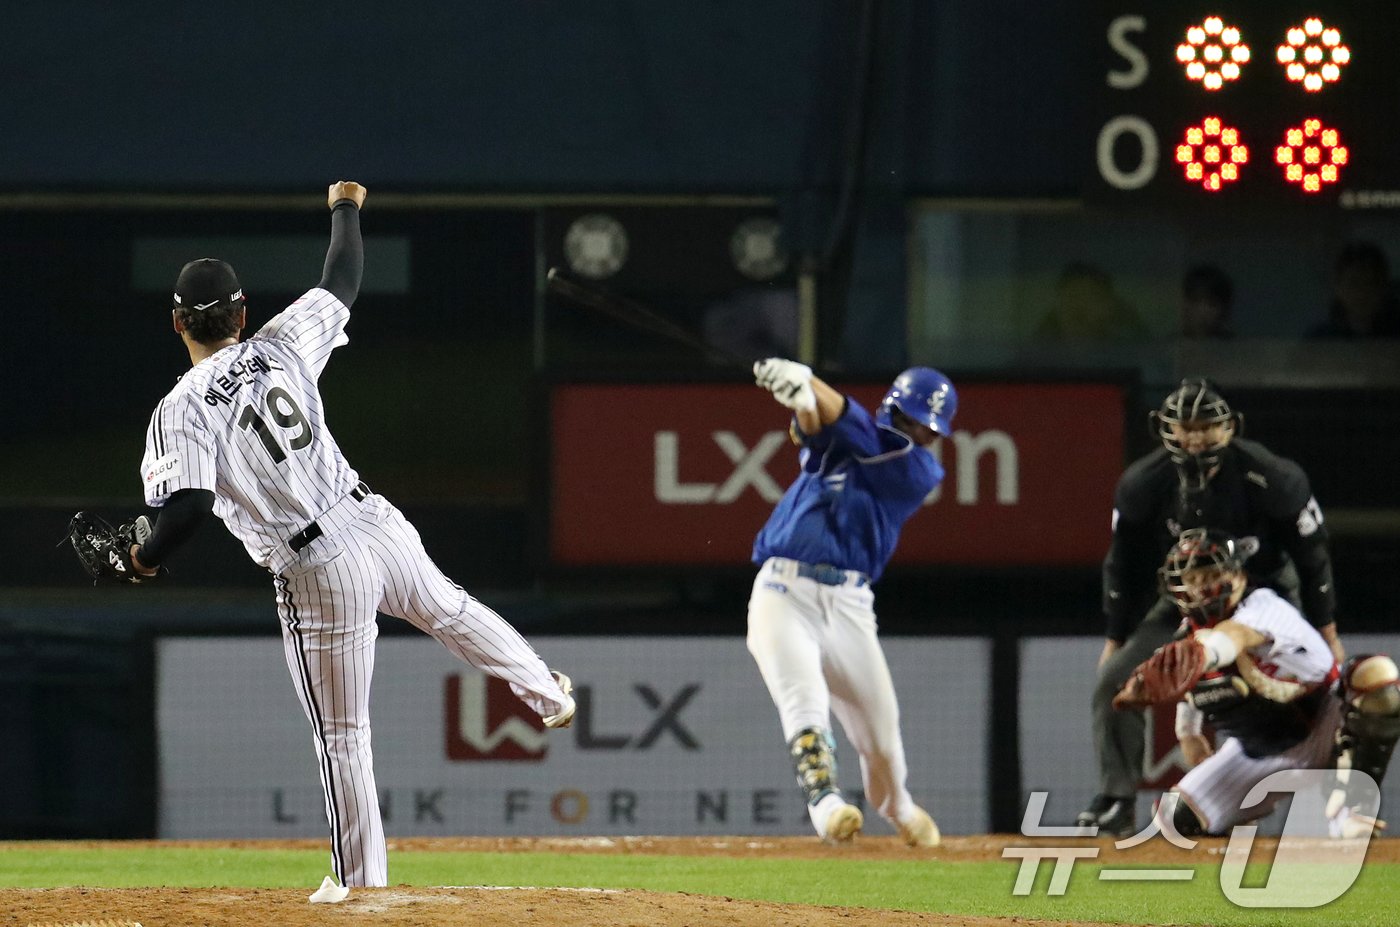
{"left": 157, "top": 636, "right": 990, "bottom": 838}
{"left": 550, "top": 381, "right": 1126, "bottom": 566}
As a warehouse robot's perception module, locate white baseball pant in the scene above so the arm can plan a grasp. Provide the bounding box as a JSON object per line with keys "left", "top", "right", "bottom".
{"left": 1173, "top": 696, "right": 1343, "bottom": 833}
{"left": 275, "top": 493, "right": 567, "bottom": 887}
{"left": 745, "top": 557, "right": 919, "bottom": 830}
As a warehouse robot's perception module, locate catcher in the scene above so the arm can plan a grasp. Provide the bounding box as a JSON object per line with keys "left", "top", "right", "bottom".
{"left": 1083, "top": 378, "right": 1341, "bottom": 838}
{"left": 1115, "top": 527, "right": 1399, "bottom": 837}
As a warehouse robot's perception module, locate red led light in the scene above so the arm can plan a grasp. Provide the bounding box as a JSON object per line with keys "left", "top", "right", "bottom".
{"left": 1277, "top": 18, "right": 1349, "bottom": 91}
{"left": 1178, "top": 118, "right": 1248, "bottom": 191}
{"left": 1179, "top": 17, "right": 1250, "bottom": 90}
{"left": 1276, "top": 120, "right": 1347, "bottom": 193}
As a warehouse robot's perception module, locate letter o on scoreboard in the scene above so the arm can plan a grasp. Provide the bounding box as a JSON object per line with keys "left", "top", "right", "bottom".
{"left": 1096, "top": 115, "right": 1160, "bottom": 189}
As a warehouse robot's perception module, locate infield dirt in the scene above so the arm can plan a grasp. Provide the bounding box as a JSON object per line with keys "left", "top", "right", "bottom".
{"left": 5, "top": 834, "right": 1396, "bottom": 927}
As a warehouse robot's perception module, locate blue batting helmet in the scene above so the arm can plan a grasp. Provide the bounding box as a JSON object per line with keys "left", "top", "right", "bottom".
{"left": 876, "top": 367, "right": 957, "bottom": 435}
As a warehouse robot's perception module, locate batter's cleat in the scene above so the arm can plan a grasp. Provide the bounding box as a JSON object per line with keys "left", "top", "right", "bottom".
{"left": 898, "top": 806, "right": 941, "bottom": 848}
{"left": 823, "top": 803, "right": 864, "bottom": 843}
{"left": 542, "top": 670, "right": 576, "bottom": 729}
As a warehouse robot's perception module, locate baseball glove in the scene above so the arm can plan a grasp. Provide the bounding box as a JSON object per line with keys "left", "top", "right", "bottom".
{"left": 1113, "top": 637, "right": 1208, "bottom": 710}
{"left": 64, "top": 511, "right": 157, "bottom": 584}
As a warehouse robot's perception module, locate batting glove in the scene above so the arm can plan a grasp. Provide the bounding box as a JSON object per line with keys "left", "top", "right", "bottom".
{"left": 753, "top": 358, "right": 816, "bottom": 412}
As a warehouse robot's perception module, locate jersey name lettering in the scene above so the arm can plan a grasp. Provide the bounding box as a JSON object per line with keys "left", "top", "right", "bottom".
{"left": 202, "top": 352, "right": 285, "bottom": 406}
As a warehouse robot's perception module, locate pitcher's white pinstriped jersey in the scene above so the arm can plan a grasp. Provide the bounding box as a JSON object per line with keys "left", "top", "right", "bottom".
{"left": 140, "top": 287, "right": 356, "bottom": 569}
{"left": 139, "top": 276, "right": 570, "bottom": 888}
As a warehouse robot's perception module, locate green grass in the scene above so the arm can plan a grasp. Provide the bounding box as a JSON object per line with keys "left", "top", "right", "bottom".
{"left": 0, "top": 846, "right": 1396, "bottom": 927}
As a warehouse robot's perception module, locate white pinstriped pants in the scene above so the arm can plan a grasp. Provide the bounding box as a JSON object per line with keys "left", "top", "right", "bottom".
{"left": 1173, "top": 696, "right": 1343, "bottom": 833}
{"left": 274, "top": 494, "right": 567, "bottom": 887}
{"left": 745, "top": 558, "right": 918, "bottom": 832}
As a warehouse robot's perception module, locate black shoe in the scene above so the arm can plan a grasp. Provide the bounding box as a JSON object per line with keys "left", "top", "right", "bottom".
{"left": 1075, "top": 794, "right": 1112, "bottom": 827}
{"left": 1076, "top": 794, "right": 1136, "bottom": 837}
{"left": 1095, "top": 798, "right": 1137, "bottom": 838}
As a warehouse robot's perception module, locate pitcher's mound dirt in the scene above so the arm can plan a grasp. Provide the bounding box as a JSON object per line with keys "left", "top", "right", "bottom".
{"left": 5, "top": 834, "right": 1394, "bottom": 927}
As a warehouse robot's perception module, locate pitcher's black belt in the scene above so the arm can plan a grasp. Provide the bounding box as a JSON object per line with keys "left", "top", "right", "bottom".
{"left": 288, "top": 482, "right": 369, "bottom": 553}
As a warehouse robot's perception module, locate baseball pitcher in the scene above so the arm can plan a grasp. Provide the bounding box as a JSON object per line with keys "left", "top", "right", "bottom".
{"left": 66, "top": 182, "right": 574, "bottom": 895}
{"left": 745, "top": 359, "right": 953, "bottom": 846}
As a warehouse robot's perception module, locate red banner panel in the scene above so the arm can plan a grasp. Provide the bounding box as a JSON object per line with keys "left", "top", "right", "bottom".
{"left": 550, "top": 381, "right": 1124, "bottom": 567}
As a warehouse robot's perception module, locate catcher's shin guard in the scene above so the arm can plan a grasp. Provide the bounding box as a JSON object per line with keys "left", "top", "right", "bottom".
{"left": 789, "top": 727, "right": 839, "bottom": 805}
{"left": 1336, "top": 655, "right": 1400, "bottom": 787}
{"left": 1327, "top": 655, "right": 1400, "bottom": 836}
{"left": 1172, "top": 796, "right": 1208, "bottom": 838}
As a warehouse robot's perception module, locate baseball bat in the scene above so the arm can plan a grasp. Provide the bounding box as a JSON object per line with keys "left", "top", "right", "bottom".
{"left": 545, "top": 267, "right": 753, "bottom": 367}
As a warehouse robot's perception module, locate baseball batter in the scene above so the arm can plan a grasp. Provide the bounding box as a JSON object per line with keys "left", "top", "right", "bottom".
{"left": 127, "top": 182, "right": 574, "bottom": 892}
{"left": 1115, "top": 528, "right": 1399, "bottom": 837}
{"left": 746, "top": 359, "right": 954, "bottom": 846}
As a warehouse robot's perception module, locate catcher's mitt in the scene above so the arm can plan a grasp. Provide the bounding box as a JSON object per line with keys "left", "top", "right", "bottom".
{"left": 1113, "top": 637, "right": 1209, "bottom": 710}
{"left": 64, "top": 511, "right": 158, "bottom": 584}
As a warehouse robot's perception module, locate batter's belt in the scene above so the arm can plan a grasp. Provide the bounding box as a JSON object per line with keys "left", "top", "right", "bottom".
{"left": 767, "top": 556, "right": 870, "bottom": 588}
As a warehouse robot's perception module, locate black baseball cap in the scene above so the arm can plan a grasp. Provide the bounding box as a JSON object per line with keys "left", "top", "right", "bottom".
{"left": 173, "top": 258, "right": 244, "bottom": 311}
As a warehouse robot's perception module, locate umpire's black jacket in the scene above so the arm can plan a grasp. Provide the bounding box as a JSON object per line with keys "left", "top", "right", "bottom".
{"left": 1102, "top": 437, "right": 1335, "bottom": 642}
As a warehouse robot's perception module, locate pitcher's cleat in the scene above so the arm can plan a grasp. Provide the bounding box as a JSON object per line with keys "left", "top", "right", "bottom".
{"left": 543, "top": 670, "right": 576, "bottom": 729}
{"left": 309, "top": 874, "right": 350, "bottom": 904}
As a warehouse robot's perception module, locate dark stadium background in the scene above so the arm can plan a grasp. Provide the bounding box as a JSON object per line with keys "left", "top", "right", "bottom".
{"left": 1, "top": 0, "right": 1396, "bottom": 838}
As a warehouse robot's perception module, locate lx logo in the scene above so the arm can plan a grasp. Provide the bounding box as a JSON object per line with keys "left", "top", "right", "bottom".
{"left": 654, "top": 431, "right": 786, "bottom": 504}
{"left": 444, "top": 674, "right": 548, "bottom": 761}
{"left": 444, "top": 676, "right": 703, "bottom": 760}
{"left": 576, "top": 684, "right": 702, "bottom": 750}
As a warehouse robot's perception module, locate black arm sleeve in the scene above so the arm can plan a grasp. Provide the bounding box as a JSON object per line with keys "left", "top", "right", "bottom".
{"left": 1103, "top": 455, "right": 1173, "bottom": 641}
{"left": 1284, "top": 518, "right": 1337, "bottom": 628}
{"left": 317, "top": 200, "right": 363, "bottom": 307}
{"left": 1103, "top": 517, "right": 1157, "bottom": 641}
{"left": 137, "top": 488, "right": 215, "bottom": 567}
{"left": 1262, "top": 457, "right": 1337, "bottom": 628}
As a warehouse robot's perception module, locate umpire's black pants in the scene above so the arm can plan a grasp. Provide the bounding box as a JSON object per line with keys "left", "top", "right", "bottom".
{"left": 1091, "top": 598, "right": 1181, "bottom": 799}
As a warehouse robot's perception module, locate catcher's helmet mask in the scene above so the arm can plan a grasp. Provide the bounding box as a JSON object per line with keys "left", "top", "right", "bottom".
{"left": 877, "top": 366, "right": 958, "bottom": 438}
{"left": 1159, "top": 526, "right": 1246, "bottom": 628}
{"left": 1150, "top": 377, "right": 1243, "bottom": 490}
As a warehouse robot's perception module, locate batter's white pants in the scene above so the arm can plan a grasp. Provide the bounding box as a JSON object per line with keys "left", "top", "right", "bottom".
{"left": 1172, "top": 696, "right": 1343, "bottom": 833}
{"left": 745, "top": 557, "right": 919, "bottom": 832}
{"left": 274, "top": 494, "right": 568, "bottom": 887}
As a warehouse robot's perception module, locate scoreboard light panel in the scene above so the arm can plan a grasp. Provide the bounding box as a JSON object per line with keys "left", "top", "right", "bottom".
{"left": 1092, "top": 3, "right": 1396, "bottom": 207}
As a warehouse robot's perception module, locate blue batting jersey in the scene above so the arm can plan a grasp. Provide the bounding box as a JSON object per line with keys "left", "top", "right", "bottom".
{"left": 752, "top": 397, "right": 944, "bottom": 581}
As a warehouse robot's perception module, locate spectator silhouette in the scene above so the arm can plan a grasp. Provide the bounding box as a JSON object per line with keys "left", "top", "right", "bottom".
{"left": 1035, "top": 262, "right": 1149, "bottom": 341}
{"left": 1308, "top": 242, "right": 1400, "bottom": 338}
{"left": 1180, "top": 264, "right": 1234, "bottom": 339}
